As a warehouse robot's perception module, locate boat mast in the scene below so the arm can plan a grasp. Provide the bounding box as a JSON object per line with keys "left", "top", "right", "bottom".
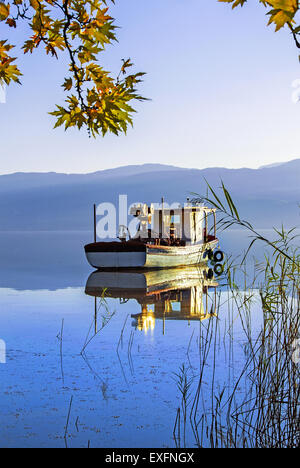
{"left": 93, "top": 204, "right": 97, "bottom": 243}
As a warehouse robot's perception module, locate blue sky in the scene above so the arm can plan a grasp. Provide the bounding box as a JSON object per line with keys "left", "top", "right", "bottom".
{"left": 1, "top": 0, "right": 300, "bottom": 174}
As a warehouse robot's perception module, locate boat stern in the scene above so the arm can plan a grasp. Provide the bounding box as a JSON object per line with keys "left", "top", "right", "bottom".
{"left": 84, "top": 241, "right": 147, "bottom": 269}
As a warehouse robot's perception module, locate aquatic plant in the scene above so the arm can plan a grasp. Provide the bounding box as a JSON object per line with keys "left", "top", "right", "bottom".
{"left": 174, "top": 185, "right": 300, "bottom": 448}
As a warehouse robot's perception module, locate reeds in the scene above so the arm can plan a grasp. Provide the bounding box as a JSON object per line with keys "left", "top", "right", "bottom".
{"left": 174, "top": 185, "right": 300, "bottom": 448}
{"left": 173, "top": 364, "right": 194, "bottom": 448}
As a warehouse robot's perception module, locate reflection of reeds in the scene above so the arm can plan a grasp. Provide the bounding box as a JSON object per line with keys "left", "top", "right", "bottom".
{"left": 80, "top": 291, "right": 116, "bottom": 391}
{"left": 173, "top": 407, "right": 181, "bottom": 447}
{"left": 116, "top": 314, "right": 131, "bottom": 385}
{"left": 81, "top": 290, "right": 115, "bottom": 354}
{"left": 127, "top": 330, "right": 135, "bottom": 375}
{"left": 64, "top": 395, "right": 73, "bottom": 448}
{"left": 117, "top": 314, "right": 129, "bottom": 353}
{"left": 56, "top": 318, "right": 65, "bottom": 386}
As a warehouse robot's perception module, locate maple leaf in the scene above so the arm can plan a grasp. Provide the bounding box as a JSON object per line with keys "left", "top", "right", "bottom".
{"left": 0, "top": 2, "right": 10, "bottom": 21}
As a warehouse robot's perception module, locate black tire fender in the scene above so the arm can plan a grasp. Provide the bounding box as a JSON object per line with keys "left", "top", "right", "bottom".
{"left": 213, "top": 250, "right": 224, "bottom": 263}
{"left": 206, "top": 268, "right": 214, "bottom": 280}
{"left": 214, "top": 263, "right": 224, "bottom": 276}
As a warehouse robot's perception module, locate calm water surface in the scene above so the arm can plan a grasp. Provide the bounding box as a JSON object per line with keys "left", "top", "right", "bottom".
{"left": 0, "top": 231, "right": 280, "bottom": 447}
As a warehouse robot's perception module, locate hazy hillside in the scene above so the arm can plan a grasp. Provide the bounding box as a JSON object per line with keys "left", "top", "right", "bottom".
{"left": 0, "top": 164, "right": 182, "bottom": 194}
{"left": 0, "top": 160, "right": 299, "bottom": 230}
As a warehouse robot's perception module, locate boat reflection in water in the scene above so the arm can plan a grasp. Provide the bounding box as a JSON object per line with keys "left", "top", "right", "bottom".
{"left": 85, "top": 266, "right": 218, "bottom": 334}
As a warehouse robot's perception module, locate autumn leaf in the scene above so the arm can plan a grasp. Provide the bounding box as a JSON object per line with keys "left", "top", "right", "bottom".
{"left": 6, "top": 18, "right": 16, "bottom": 28}
{"left": 219, "top": 0, "right": 300, "bottom": 40}
{"left": 0, "top": 2, "right": 10, "bottom": 21}
{"left": 267, "top": 8, "right": 295, "bottom": 31}
{"left": 62, "top": 77, "right": 73, "bottom": 91}
{"left": 0, "top": 0, "right": 146, "bottom": 137}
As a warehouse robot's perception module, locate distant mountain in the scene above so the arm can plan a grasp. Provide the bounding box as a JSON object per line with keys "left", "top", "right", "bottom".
{"left": 259, "top": 161, "right": 286, "bottom": 169}
{"left": 0, "top": 159, "right": 299, "bottom": 230}
{"left": 0, "top": 163, "right": 184, "bottom": 194}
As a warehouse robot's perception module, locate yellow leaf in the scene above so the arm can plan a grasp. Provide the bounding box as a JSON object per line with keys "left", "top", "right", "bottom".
{"left": 29, "top": 0, "right": 39, "bottom": 10}
{"left": 268, "top": 8, "right": 294, "bottom": 30}
{"left": 0, "top": 2, "right": 10, "bottom": 21}
{"left": 268, "top": 0, "right": 297, "bottom": 14}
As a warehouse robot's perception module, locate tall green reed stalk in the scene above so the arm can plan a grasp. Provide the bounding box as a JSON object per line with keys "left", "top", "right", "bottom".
{"left": 173, "top": 184, "right": 300, "bottom": 448}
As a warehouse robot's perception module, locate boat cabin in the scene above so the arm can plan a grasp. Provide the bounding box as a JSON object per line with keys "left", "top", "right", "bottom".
{"left": 124, "top": 200, "right": 217, "bottom": 247}
{"left": 85, "top": 200, "right": 219, "bottom": 270}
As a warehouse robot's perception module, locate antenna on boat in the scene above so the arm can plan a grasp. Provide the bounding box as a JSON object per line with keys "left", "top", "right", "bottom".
{"left": 93, "top": 204, "right": 97, "bottom": 243}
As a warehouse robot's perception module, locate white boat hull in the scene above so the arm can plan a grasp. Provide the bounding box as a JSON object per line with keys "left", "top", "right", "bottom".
{"left": 85, "top": 240, "right": 218, "bottom": 270}
{"left": 86, "top": 251, "right": 146, "bottom": 269}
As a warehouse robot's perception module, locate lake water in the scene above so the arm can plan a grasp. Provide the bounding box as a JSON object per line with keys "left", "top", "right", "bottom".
{"left": 0, "top": 230, "right": 293, "bottom": 448}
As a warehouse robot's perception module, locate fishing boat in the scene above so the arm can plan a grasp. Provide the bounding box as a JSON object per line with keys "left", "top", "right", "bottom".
{"left": 85, "top": 200, "right": 221, "bottom": 270}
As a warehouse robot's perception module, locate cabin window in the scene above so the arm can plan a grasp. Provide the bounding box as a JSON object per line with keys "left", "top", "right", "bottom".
{"left": 171, "top": 302, "right": 181, "bottom": 312}
{"left": 170, "top": 215, "right": 180, "bottom": 224}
